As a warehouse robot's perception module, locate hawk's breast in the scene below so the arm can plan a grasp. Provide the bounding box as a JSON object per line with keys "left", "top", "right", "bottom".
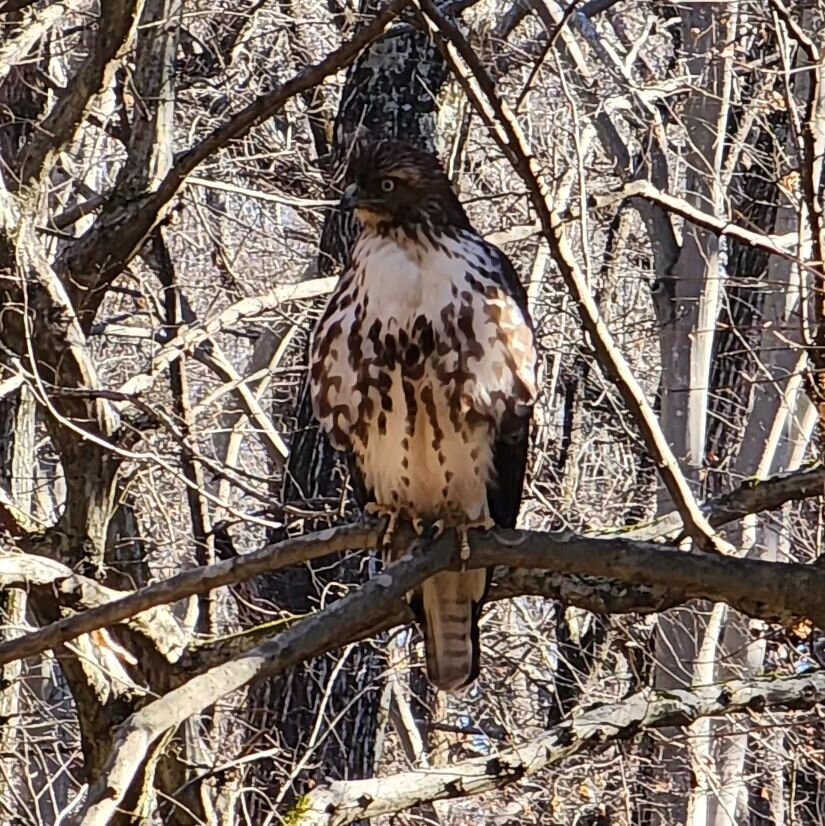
{"left": 311, "top": 227, "right": 536, "bottom": 521}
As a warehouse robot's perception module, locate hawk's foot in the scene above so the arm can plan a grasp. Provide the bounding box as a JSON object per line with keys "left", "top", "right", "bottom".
{"left": 364, "top": 503, "right": 401, "bottom": 551}
{"left": 456, "top": 517, "right": 495, "bottom": 566}
{"left": 412, "top": 516, "right": 445, "bottom": 542}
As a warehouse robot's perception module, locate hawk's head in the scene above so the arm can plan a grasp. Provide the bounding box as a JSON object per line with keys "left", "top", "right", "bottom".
{"left": 341, "top": 140, "right": 470, "bottom": 235}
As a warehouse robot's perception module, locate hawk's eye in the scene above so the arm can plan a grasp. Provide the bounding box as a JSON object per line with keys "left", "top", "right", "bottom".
{"left": 380, "top": 178, "right": 396, "bottom": 193}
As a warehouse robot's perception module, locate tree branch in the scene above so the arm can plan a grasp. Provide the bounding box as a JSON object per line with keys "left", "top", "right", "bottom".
{"left": 294, "top": 671, "right": 825, "bottom": 825}
{"left": 0, "top": 0, "right": 81, "bottom": 82}
{"left": 114, "top": 281, "right": 338, "bottom": 404}
{"left": 58, "top": 0, "right": 412, "bottom": 318}
{"left": 591, "top": 180, "right": 802, "bottom": 269}
{"left": 0, "top": 524, "right": 380, "bottom": 667}
{"left": 71, "top": 539, "right": 454, "bottom": 825}
{"left": 2, "top": 463, "right": 822, "bottom": 669}
{"left": 60, "top": 520, "right": 825, "bottom": 821}
{"left": 415, "top": 0, "right": 733, "bottom": 554}
{"left": 624, "top": 462, "right": 825, "bottom": 543}
{"left": 470, "top": 530, "right": 825, "bottom": 628}
{"left": 19, "top": 0, "right": 144, "bottom": 186}
{"left": 0, "top": 550, "right": 186, "bottom": 662}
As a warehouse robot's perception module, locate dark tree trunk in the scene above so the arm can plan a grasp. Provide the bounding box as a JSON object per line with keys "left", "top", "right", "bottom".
{"left": 239, "top": 6, "right": 449, "bottom": 819}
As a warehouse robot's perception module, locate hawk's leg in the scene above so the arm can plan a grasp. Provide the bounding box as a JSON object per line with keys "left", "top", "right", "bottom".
{"left": 456, "top": 517, "right": 495, "bottom": 566}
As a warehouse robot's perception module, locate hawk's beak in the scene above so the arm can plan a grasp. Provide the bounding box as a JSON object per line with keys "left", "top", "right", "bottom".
{"left": 340, "top": 183, "right": 361, "bottom": 211}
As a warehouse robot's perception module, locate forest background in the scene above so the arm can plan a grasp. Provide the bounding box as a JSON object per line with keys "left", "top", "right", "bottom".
{"left": 1, "top": 0, "right": 825, "bottom": 823}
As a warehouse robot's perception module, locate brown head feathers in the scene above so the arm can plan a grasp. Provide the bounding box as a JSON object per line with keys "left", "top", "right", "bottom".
{"left": 342, "top": 139, "right": 471, "bottom": 235}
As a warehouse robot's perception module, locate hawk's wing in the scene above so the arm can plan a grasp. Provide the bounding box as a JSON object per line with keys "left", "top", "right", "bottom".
{"left": 484, "top": 243, "right": 535, "bottom": 529}
{"left": 346, "top": 451, "right": 373, "bottom": 511}
{"left": 310, "top": 264, "right": 376, "bottom": 511}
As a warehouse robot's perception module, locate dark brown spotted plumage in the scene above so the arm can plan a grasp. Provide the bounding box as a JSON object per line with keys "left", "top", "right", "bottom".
{"left": 309, "top": 139, "right": 537, "bottom": 691}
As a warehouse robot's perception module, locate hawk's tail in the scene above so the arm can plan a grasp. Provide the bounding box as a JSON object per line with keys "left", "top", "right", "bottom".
{"left": 420, "top": 568, "right": 488, "bottom": 692}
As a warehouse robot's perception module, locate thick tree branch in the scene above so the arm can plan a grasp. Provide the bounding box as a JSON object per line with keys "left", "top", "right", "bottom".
{"left": 71, "top": 540, "right": 453, "bottom": 825}
{"left": 294, "top": 671, "right": 825, "bottom": 825}
{"left": 470, "top": 530, "right": 825, "bottom": 629}
{"left": 0, "top": 525, "right": 380, "bottom": 667}
{"left": 2, "top": 463, "right": 822, "bottom": 669}
{"left": 66, "top": 525, "right": 825, "bottom": 822}
{"left": 0, "top": 551, "right": 186, "bottom": 662}
{"left": 185, "top": 524, "right": 825, "bottom": 668}
{"left": 118, "top": 0, "right": 179, "bottom": 197}
{"left": 3, "top": 218, "right": 124, "bottom": 570}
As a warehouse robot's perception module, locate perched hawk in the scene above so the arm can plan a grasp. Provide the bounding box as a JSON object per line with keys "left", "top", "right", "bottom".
{"left": 310, "top": 140, "right": 537, "bottom": 691}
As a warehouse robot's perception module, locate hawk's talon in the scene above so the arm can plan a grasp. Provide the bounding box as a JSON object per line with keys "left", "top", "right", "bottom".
{"left": 456, "top": 517, "right": 495, "bottom": 567}
{"left": 381, "top": 510, "right": 400, "bottom": 550}
{"left": 457, "top": 527, "right": 472, "bottom": 566}
{"left": 410, "top": 516, "right": 446, "bottom": 542}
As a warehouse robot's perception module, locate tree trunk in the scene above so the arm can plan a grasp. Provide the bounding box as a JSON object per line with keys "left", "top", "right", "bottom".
{"left": 239, "top": 4, "right": 450, "bottom": 818}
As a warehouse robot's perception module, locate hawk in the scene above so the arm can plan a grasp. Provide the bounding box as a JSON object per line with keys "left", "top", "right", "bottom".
{"left": 310, "top": 140, "right": 537, "bottom": 691}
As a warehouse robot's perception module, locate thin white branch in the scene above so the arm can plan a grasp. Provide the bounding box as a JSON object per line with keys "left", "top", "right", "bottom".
{"left": 592, "top": 180, "right": 802, "bottom": 265}
{"left": 116, "top": 280, "right": 336, "bottom": 402}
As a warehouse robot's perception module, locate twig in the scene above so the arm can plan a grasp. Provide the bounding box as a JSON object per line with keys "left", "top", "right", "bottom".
{"left": 151, "top": 232, "right": 216, "bottom": 633}
{"left": 115, "top": 281, "right": 337, "bottom": 404}
{"left": 0, "top": 1, "right": 79, "bottom": 81}
{"left": 415, "top": 0, "right": 733, "bottom": 554}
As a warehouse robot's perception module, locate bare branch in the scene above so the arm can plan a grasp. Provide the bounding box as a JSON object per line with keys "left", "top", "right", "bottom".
{"left": 295, "top": 671, "right": 825, "bottom": 825}
{"left": 0, "top": 525, "right": 380, "bottom": 668}
{"left": 2, "top": 463, "right": 822, "bottom": 669}
{"left": 625, "top": 463, "right": 825, "bottom": 543}
{"left": 118, "top": 0, "right": 179, "bottom": 195}
{"left": 187, "top": 175, "right": 337, "bottom": 209}
{"left": 58, "top": 0, "right": 412, "bottom": 314}
{"left": 69, "top": 527, "right": 825, "bottom": 822}
{"left": 0, "top": 1, "right": 80, "bottom": 82}
{"left": 415, "top": 0, "right": 733, "bottom": 554}
{"left": 591, "top": 180, "right": 803, "bottom": 269}
{"left": 72, "top": 540, "right": 453, "bottom": 825}
{"left": 194, "top": 344, "right": 290, "bottom": 466}
{"left": 470, "top": 529, "right": 825, "bottom": 629}
{"left": 0, "top": 485, "right": 43, "bottom": 534}
{"left": 0, "top": 550, "right": 186, "bottom": 662}
{"left": 19, "top": 0, "right": 144, "bottom": 185}
{"left": 114, "top": 282, "right": 337, "bottom": 403}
